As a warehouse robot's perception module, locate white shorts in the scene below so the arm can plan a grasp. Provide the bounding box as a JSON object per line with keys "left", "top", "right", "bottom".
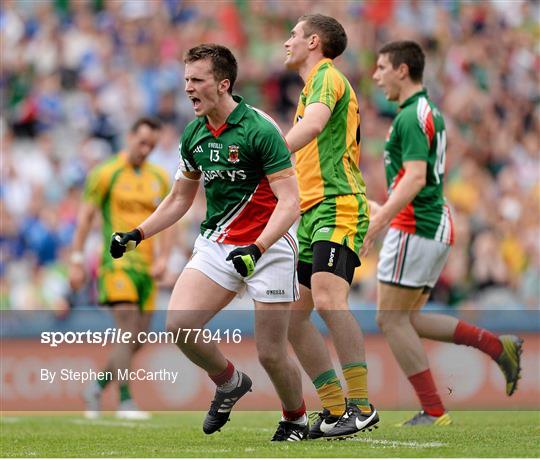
{"left": 377, "top": 228, "right": 451, "bottom": 289}
{"left": 185, "top": 233, "right": 300, "bottom": 303}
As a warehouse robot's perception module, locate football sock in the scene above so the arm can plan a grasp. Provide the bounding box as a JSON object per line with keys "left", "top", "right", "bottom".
{"left": 119, "top": 384, "right": 131, "bottom": 402}
{"left": 218, "top": 369, "right": 240, "bottom": 392}
{"left": 312, "top": 369, "right": 346, "bottom": 416}
{"left": 209, "top": 360, "right": 239, "bottom": 391}
{"left": 282, "top": 413, "right": 308, "bottom": 426}
{"left": 408, "top": 369, "right": 445, "bottom": 417}
{"left": 97, "top": 371, "right": 111, "bottom": 390}
{"left": 282, "top": 400, "right": 306, "bottom": 424}
{"left": 453, "top": 320, "right": 503, "bottom": 361}
{"left": 342, "top": 362, "right": 371, "bottom": 412}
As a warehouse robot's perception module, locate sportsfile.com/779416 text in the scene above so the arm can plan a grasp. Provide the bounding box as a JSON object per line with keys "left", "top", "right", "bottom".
{"left": 40, "top": 328, "right": 243, "bottom": 348}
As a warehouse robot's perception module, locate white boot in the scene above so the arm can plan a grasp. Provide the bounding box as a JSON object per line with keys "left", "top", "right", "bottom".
{"left": 116, "top": 399, "right": 151, "bottom": 420}
{"left": 82, "top": 381, "right": 102, "bottom": 419}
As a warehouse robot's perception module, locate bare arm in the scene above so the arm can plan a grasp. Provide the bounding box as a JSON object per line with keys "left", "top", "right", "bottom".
{"left": 285, "top": 102, "right": 331, "bottom": 153}
{"left": 368, "top": 200, "right": 382, "bottom": 217}
{"left": 69, "top": 202, "right": 98, "bottom": 290}
{"left": 71, "top": 202, "right": 98, "bottom": 254}
{"left": 255, "top": 167, "right": 300, "bottom": 251}
{"left": 138, "top": 171, "right": 201, "bottom": 239}
{"left": 361, "top": 160, "right": 426, "bottom": 256}
{"left": 151, "top": 225, "right": 175, "bottom": 279}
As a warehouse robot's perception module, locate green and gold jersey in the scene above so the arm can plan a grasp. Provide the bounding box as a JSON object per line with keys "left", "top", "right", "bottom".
{"left": 294, "top": 58, "right": 366, "bottom": 213}
{"left": 84, "top": 152, "right": 169, "bottom": 270}
{"left": 177, "top": 95, "right": 292, "bottom": 245}
{"left": 384, "top": 89, "right": 454, "bottom": 244}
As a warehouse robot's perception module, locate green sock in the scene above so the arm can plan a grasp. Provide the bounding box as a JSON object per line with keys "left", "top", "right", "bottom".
{"left": 119, "top": 384, "right": 131, "bottom": 402}
{"left": 97, "top": 372, "right": 112, "bottom": 390}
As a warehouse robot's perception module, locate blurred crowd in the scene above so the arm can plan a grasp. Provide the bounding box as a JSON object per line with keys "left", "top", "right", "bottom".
{"left": 1, "top": 0, "right": 538, "bottom": 310}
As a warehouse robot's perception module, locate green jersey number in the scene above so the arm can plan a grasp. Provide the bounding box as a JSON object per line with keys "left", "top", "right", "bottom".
{"left": 434, "top": 130, "right": 447, "bottom": 184}
{"left": 210, "top": 149, "right": 220, "bottom": 162}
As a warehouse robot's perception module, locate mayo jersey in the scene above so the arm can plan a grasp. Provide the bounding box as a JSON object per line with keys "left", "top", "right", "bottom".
{"left": 294, "top": 58, "right": 366, "bottom": 212}
{"left": 384, "top": 89, "right": 454, "bottom": 244}
{"left": 176, "top": 95, "right": 292, "bottom": 245}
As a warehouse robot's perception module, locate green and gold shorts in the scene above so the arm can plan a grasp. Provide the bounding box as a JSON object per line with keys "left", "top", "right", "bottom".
{"left": 97, "top": 266, "right": 155, "bottom": 311}
{"left": 297, "top": 194, "right": 370, "bottom": 265}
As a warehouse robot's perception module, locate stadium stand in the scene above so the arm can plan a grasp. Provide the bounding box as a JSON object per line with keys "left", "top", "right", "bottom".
{"left": 1, "top": 0, "right": 538, "bottom": 311}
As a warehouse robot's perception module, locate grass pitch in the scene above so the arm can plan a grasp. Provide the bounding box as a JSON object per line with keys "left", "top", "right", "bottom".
{"left": 1, "top": 411, "right": 539, "bottom": 457}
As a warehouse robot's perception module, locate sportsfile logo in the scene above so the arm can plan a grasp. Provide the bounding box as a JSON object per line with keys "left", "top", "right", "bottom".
{"left": 40, "top": 328, "right": 243, "bottom": 347}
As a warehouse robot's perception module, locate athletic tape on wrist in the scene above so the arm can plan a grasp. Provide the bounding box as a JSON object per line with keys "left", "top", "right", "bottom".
{"left": 70, "top": 252, "right": 84, "bottom": 264}
{"left": 136, "top": 227, "right": 145, "bottom": 240}
{"left": 254, "top": 240, "right": 266, "bottom": 254}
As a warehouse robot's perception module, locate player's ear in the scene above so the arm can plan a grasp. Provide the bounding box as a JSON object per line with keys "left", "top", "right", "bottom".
{"left": 397, "top": 62, "right": 409, "bottom": 80}
{"left": 126, "top": 130, "right": 134, "bottom": 147}
{"left": 218, "top": 79, "right": 231, "bottom": 95}
{"left": 308, "top": 34, "right": 319, "bottom": 51}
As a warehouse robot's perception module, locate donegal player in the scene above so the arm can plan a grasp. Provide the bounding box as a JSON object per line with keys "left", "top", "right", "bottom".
{"left": 69, "top": 117, "right": 170, "bottom": 420}
{"left": 284, "top": 14, "right": 378, "bottom": 439}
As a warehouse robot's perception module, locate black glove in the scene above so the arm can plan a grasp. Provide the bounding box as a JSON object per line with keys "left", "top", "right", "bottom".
{"left": 109, "top": 229, "right": 143, "bottom": 259}
{"left": 226, "top": 244, "right": 262, "bottom": 277}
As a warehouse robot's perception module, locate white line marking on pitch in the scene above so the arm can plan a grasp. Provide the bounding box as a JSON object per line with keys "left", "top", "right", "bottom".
{"left": 71, "top": 419, "right": 159, "bottom": 429}
{"left": 241, "top": 427, "right": 272, "bottom": 433}
{"left": 351, "top": 437, "right": 448, "bottom": 448}
{"left": 178, "top": 448, "right": 232, "bottom": 453}
{"left": 1, "top": 417, "right": 21, "bottom": 423}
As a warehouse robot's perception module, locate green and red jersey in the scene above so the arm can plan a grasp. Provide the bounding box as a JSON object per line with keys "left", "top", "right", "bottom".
{"left": 384, "top": 89, "right": 454, "bottom": 244}
{"left": 176, "top": 95, "right": 292, "bottom": 245}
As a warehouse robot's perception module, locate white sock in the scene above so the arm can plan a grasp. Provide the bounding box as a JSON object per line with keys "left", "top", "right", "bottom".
{"left": 282, "top": 413, "right": 307, "bottom": 426}
{"left": 88, "top": 380, "right": 102, "bottom": 395}
{"left": 218, "top": 369, "right": 240, "bottom": 392}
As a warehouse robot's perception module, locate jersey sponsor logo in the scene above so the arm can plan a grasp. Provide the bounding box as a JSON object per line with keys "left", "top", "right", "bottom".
{"left": 208, "top": 142, "right": 223, "bottom": 149}
{"left": 227, "top": 145, "right": 240, "bottom": 163}
{"left": 193, "top": 145, "right": 204, "bottom": 154}
{"left": 116, "top": 199, "right": 156, "bottom": 214}
{"left": 200, "top": 169, "right": 247, "bottom": 184}
{"left": 266, "top": 289, "right": 285, "bottom": 296}
{"left": 383, "top": 150, "right": 391, "bottom": 165}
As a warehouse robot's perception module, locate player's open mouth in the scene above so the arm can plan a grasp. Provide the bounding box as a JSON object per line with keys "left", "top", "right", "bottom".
{"left": 190, "top": 97, "right": 201, "bottom": 110}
